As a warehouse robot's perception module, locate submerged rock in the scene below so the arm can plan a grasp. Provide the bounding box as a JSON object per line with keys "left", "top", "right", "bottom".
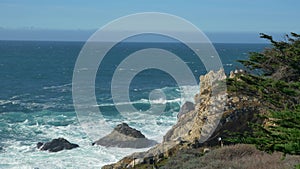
{"left": 93, "top": 123, "right": 157, "bottom": 148}
{"left": 37, "top": 138, "right": 79, "bottom": 152}
{"left": 177, "top": 101, "right": 195, "bottom": 119}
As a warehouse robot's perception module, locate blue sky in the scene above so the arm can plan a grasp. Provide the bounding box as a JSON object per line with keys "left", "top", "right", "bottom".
{"left": 0, "top": 0, "right": 299, "bottom": 42}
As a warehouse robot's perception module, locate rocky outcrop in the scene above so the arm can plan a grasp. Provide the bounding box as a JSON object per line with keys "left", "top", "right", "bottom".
{"left": 164, "top": 69, "right": 227, "bottom": 143}
{"left": 93, "top": 123, "right": 157, "bottom": 148}
{"left": 102, "top": 69, "right": 264, "bottom": 169}
{"left": 113, "top": 123, "right": 145, "bottom": 138}
{"left": 37, "top": 138, "right": 79, "bottom": 152}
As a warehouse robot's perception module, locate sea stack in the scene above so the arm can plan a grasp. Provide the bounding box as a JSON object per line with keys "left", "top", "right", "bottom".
{"left": 93, "top": 123, "right": 157, "bottom": 148}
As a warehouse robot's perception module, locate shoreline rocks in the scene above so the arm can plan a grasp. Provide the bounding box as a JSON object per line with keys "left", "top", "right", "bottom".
{"left": 93, "top": 123, "right": 157, "bottom": 148}
{"left": 37, "top": 138, "right": 79, "bottom": 152}
{"left": 102, "top": 69, "right": 264, "bottom": 168}
{"left": 102, "top": 69, "right": 228, "bottom": 168}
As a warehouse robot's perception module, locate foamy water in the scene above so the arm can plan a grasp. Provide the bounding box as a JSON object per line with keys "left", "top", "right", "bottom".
{"left": 0, "top": 85, "right": 199, "bottom": 168}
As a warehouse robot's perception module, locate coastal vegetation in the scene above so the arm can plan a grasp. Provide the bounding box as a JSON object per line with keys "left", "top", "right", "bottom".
{"left": 227, "top": 33, "right": 300, "bottom": 155}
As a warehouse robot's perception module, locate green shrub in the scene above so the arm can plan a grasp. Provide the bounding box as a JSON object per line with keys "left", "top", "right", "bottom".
{"left": 226, "top": 33, "right": 300, "bottom": 155}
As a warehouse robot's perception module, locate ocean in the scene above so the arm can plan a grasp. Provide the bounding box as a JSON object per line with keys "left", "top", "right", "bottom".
{"left": 0, "top": 40, "right": 268, "bottom": 168}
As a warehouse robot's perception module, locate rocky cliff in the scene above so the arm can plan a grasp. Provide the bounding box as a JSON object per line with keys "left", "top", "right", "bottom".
{"left": 102, "top": 69, "right": 265, "bottom": 169}
{"left": 164, "top": 69, "right": 227, "bottom": 144}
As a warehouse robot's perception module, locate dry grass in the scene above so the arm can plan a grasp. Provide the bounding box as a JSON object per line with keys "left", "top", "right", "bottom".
{"left": 161, "top": 144, "right": 300, "bottom": 169}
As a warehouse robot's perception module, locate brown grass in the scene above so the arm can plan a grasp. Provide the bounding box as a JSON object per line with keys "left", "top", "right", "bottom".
{"left": 161, "top": 144, "right": 300, "bottom": 169}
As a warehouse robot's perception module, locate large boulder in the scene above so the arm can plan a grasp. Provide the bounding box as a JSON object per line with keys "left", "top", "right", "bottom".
{"left": 37, "top": 138, "right": 79, "bottom": 152}
{"left": 93, "top": 123, "right": 157, "bottom": 148}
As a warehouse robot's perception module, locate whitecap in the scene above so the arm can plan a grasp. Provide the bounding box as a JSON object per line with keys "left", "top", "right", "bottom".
{"left": 225, "top": 63, "right": 233, "bottom": 66}
{"left": 42, "top": 83, "right": 72, "bottom": 90}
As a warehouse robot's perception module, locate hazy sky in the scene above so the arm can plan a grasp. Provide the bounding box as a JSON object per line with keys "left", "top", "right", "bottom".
{"left": 0, "top": 0, "right": 299, "bottom": 42}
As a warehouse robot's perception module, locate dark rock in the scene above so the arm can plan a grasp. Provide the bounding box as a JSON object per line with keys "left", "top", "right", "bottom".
{"left": 114, "top": 123, "right": 145, "bottom": 138}
{"left": 177, "top": 101, "right": 195, "bottom": 119}
{"left": 37, "top": 142, "right": 43, "bottom": 149}
{"left": 37, "top": 138, "right": 79, "bottom": 152}
{"left": 93, "top": 123, "right": 157, "bottom": 148}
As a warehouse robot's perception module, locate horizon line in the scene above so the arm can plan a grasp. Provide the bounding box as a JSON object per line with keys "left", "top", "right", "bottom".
{"left": 0, "top": 29, "right": 287, "bottom": 43}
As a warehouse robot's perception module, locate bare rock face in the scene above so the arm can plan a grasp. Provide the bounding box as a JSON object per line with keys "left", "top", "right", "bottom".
{"left": 102, "top": 69, "right": 263, "bottom": 169}
{"left": 37, "top": 138, "right": 79, "bottom": 152}
{"left": 93, "top": 123, "right": 157, "bottom": 148}
{"left": 164, "top": 69, "right": 227, "bottom": 143}
{"left": 102, "top": 70, "right": 228, "bottom": 168}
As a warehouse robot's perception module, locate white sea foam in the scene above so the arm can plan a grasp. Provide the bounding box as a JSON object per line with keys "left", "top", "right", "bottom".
{"left": 93, "top": 85, "right": 199, "bottom": 107}
{"left": 179, "top": 85, "right": 199, "bottom": 104}
{"left": 94, "top": 97, "right": 181, "bottom": 107}
{"left": 0, "top": 111, "right": 172, "bottom": 169}
{"left": 0, "top": 100, "right": 11, "bottom": 105}
{"left": 0, "top": 85, "right": 199, "bottom": 168}
{"left": 42, "top": 83, "right": 72, "bottom": 90}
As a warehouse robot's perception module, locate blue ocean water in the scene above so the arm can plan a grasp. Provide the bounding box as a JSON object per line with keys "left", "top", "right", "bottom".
{"left": 0, "top": 40, "right": 269, "bottom": 168}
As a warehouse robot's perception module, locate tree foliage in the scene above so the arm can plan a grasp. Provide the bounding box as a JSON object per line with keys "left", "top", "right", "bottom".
{"left": 227, "top": 33, "right": 300, "bottom": 155}
{"left": 228, "top": 107, "right": 300, "bottom": 155}
{"left": 239, "top": 32, "right": 300, "bottom": 82}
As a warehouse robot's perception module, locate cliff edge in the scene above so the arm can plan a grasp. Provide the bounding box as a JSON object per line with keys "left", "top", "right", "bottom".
{"left": 102, "top": 69, "right": 265, "bottom": 169}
